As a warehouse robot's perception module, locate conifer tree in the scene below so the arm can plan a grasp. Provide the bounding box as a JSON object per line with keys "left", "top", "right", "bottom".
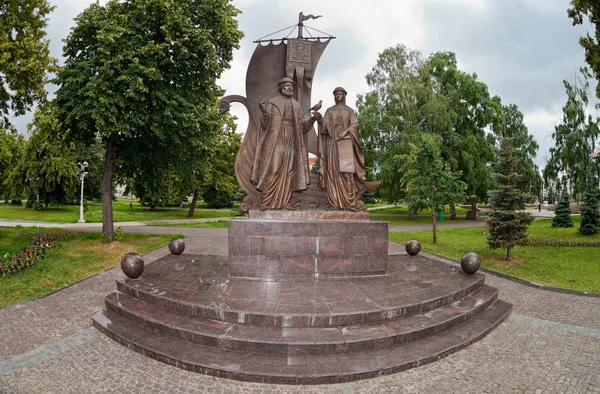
{"left": 487, "top": 136, "right": 534, "bottom": 260}
{"left": 552, "top": 193, "right": 573, "bottom": 228}
{"left": 579, "top": 188, "right": 599, "bottom": 235}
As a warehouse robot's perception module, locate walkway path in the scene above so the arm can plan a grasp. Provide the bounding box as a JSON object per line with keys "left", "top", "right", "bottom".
{"left": 0, "top": 225, "right": 598, "bottom": 392}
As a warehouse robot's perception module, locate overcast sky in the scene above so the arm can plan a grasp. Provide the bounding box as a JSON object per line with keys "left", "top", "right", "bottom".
{"left": 10, "top": 0, "right": 595, "bottom": 168}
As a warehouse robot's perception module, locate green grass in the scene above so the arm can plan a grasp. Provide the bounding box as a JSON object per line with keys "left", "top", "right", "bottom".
{"left": 389, "top": 217, "right": 600, "bottom": 293}
{"left": 527, "top": 216, "right": 591, "bottom": 240}
{"left": 373, "top": 205, "right": 469, "bottom": 215}
{"left": 147, "top": 220, "right": 230, "bottom": 228}
{"left": 0, "top": 199, "right": 235, "bottom": 223}
{"left": 0, "top": 227, "right": 32, "bottom": 257}
{"left": 371, "top": 215, "right": 475, "bottom": 226}
{"left": 0, "top": 230, "right": 182, "bottom": 307}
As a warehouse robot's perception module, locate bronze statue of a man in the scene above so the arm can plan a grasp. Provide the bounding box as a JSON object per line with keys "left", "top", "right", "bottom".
{"left": 251, "top": 77, "right": 321, "bottom": 210}
{"left": 317, "top": 86, "right": 366, "bottom": 210}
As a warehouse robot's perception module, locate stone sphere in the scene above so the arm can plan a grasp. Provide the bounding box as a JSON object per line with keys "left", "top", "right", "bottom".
{"left": 169, "top": 238, "right": 185, "bottom": 255}
{"left": 405, "top": 240, "right": 421, "bottom": 256}
{"left": 461, "top": 252, "right": 481, "bottom": 274}
{"left": 121, "top": 253, "right": 144, "bottom": 278}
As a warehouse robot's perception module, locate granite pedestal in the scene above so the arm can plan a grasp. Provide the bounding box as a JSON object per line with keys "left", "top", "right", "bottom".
{"left": 229, "top": 212, "right": 388, "bottom": 279}
{"left": 92, "top": 207, "right": 511, "bottom": 384}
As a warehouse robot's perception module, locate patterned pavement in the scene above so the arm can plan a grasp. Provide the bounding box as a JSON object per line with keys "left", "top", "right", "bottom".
{"left": 0, "top": 235, "right": 598, "bottom": 393}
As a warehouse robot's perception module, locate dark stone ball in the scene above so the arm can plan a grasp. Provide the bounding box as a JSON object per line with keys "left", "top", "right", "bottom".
{"left": 461, "top": 252, "right": 481, "bottom": 274}
{"left": 121, "top": 253, "right": 144, "bottom": 278}
{"left": 169, "top": 238, "right": 185, "bottom": 255}
{"left": 405, "top": 240, "right": 421, "bottom": 256}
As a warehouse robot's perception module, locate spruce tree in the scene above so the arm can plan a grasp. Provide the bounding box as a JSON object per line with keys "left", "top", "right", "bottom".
{"left": 579, "top": 188, "right": 599, "bottom": 235}
{"left": 552, "top": 193, "right": 573, "bottom": 228}
{"left": 487, "top": 136, "right": 534, "bottom": 260}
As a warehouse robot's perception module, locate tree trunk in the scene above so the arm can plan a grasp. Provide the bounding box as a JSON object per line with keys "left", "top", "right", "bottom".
{"left": 101, "top": 140, "right": 116, "bottom": 242}
{"left": 187, "top": 189, "right": 199, "bottom": 217}
{"left": 407, "top": 207, "right": 416, "bottom": 221}
{"left": 466, "top": 201, "right": 478, "bottom": 221}
{"left": 431, "top": 185, "right": 437, "bottom": 244}
{"left": 449, "top": 202, "right": 457, "bottom": 220}
{"left": 506, "top": 247, "right": 511, "bottom": 261}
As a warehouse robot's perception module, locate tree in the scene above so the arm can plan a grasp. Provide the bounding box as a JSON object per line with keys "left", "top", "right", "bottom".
{"left": 496, "top": 104, "right": 542, "bottom": 198}
{"left": 6, "top": 101, "right": 78, "bottom": 204}
{"left": 552, "top": 193, "right": 573, "bottom": 228}
{"left": 426, "top": 52, "right": 502, "bottom": 219}
{"left": 0, "top": 127, "right": 24, "bottom": 199}
{"left": 198, "top": 119, "right": 241, "bottom": 212}
{"left": 357, "top": 45, "right": 427, "bottom": 209}
{"left": 0, "top": 0, "right": 56, "bottom": 128}
{"left": 569, "top": 0, "right": 600, "bottom": 100}
{"left": 579, "top": 188, "right": 599, "bottom": 234}
{"left": 544, "top": 68, "right": 600, "bottom": 200}
{"left": 56, "top": 0, "right": 243, "bottom": 241}
{"left": 400, "top": 133, "right": 466, "bottom": 244}
{"left": 487, "top": 135, "right": 534, "bottom": 260}
{"left": 357, "top": 46, "right": 501, "bottom": 219}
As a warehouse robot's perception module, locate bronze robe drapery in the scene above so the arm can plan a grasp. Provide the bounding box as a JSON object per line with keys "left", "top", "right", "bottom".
{"left": 318, "top": 103, "right": 366, "bottom": 210}
{"left": 251, "top": 95, "right": 314, "bottom": 210}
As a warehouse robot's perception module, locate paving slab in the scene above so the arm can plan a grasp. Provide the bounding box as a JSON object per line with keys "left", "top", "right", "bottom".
{"left": 0, "top": 232, "right": 598, "bottom": 392}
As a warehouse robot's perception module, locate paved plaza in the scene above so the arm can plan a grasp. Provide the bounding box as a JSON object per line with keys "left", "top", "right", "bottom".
{"left": 1, "top": 221, "right": 599, "bottom": 393}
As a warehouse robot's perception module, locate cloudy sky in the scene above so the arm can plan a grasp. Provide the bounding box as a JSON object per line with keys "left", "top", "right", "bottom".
{"left": 11, "top": 0, "right": 595, "bottom": 168}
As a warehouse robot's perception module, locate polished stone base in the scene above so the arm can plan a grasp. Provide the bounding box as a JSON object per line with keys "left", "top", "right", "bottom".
{"left": 92, "top": 253, "right": 512, "bottom": 384}
{"left": 228, "top": 218, "right": 388, "bottom": 278}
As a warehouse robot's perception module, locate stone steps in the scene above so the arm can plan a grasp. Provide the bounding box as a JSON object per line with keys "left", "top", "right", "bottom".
{"left": 92, "top": 254, "right": 512, "bottom": 383}
{"left": 103, "top": 284, "right": 499, "bottom": 355}
{"left": 116, "top": 273, "right": 486, "bottom": 327}
{"left": 92, "top": 299, "right": 512, "bottom": 385}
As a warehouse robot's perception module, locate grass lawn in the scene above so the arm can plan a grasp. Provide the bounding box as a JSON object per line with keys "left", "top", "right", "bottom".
{"left": 389, "top": 217, "right": 600, "bottom": 293}
{"left": 0, "top": 199, "right": 236, "bottom": 223}
{"left": 0, "top": 227, "right": 33, "bottom": 257}
{"left": 0, "top": 229, "right": 182, "bottom": 307}
{"left": 373, "top": 205, "right": 469, "bottom": 216}
{"left": 371, "top": 215, "right": 476, "bottom": 226}
{"left": 147, "top": 220, "right": 230, "bottom": 228}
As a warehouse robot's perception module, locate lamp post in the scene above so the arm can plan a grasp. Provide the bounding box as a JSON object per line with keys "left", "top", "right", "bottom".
{"left": 77, "top": 161, "right": 88, "bottom": 223}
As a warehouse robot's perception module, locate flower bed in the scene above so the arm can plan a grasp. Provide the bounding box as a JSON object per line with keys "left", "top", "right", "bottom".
{"left": 0, "top": 229, "right": 84, "bottom": 276}
{"left": 526, "top": 236, "right": 600, "bottom": 247}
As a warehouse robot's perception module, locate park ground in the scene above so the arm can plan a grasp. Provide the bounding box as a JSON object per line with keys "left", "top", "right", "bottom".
{"left": 0, "top": 222, "right": 598, "bottom": 393}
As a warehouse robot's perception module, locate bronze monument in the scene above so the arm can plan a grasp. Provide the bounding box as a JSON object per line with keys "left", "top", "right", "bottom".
{"left": 318, "top": 86, "right": 367, "bottom": 211}
{"left": 92, "top": 13, "right": 513, "bottom": 385}
{"left": 251, "top": 77, "right": 321, "bottom": 210}
{"left": 219, "top": 16, "right": 379, "bottom": 212}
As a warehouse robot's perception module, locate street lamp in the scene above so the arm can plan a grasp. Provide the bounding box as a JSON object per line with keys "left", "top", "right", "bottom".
{"left": 77, "top": 161, "right": 88, "bottom": 223}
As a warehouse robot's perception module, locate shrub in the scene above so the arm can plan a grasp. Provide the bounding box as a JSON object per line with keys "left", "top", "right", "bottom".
{"left": 552, "top": 193, "right": 573, "bottom": 228}
{"left": 579, "top": 188, "right": 599, "bottom": 235}
{"left": 101, "top": 226, "right": 126, "bottom": 243}
{"left": 26, "top": 191, "right": 37, "bottom": 208}
{"left": 202, "top": 186, "right": 233, "bottom": 209}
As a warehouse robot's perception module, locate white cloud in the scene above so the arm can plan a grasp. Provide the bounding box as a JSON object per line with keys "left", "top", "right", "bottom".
{"left": 524, "top": 106, "right": 561, "bottom": 127}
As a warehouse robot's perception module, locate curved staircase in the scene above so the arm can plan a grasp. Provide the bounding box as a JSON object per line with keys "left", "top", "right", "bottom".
{"left": 93, "top": 253, "right": 511, "bottom": 384}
